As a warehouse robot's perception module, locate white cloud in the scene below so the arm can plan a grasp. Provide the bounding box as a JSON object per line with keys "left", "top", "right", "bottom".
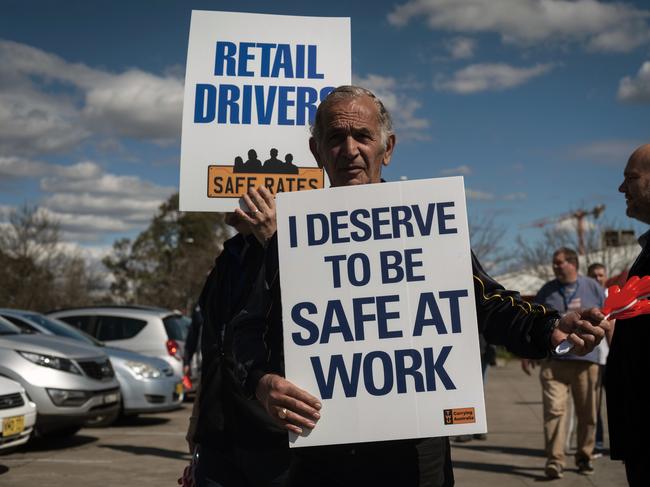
{"left": 0, "top": 40, "right": 183, "bottom": 154}
{"left": 435, "top": 63, "right": 554, "bottom": 94}
{"left": 0, "top": 157, "right": 103, "bottom": 179}
{"left": 445, "top": 37, "right": 476, "bottom": 59}
{"left": 440, "top": 165, "right": 472, "bottom": 175}
{"left": 388, "top": 0, "right": 650, "bottom": 52}
{"left": 0, "top": 155, "right": 175, "bottom": 242}
{"left": 41, "top": 208, "right": 136, "bottom": 234}
{"left": 618, "top": 61, "right": 650, "bottom": 104}
{"left": 41, "top": 171, "right": 174, "bottom": 199}
{"left": 0, "top": 156, "right": 53, "bottom": 178}
{"left": 467, "top": 188, "right": 527, "bottom": 201}
{"left": 353, "top": 73, "right": 430, "bottom": 140}
{"left": 83, "top": 70, "right": 183, "bottom": 141}
{"left": 0, "top": 92, "right": 90, "bottom": 156}
{"left": 503, "top": 192, "right": 527, "bottom": 201}
{"left": 572, "top": 139, "right": 642, "bottom": 163}
{"left": 43, "top": 193, "right": 164, "bottom": 223}
{"left": 466, "top": 188, "right": 494, "bottom": 200}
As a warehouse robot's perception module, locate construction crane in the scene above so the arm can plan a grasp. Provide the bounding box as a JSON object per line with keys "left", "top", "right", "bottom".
{"left": 523, "top": 204, "right": 606, "bottom": 255}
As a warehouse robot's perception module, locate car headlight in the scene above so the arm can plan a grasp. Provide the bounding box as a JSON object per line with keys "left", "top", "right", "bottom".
{"left": 125, "top": 361, "right": 162, "bottom": 379}
{"left": 18, "top": 351, "right": 82, "bottom": 375}
{"left": 46, "top": 388, "right": 91, "bottom": 406}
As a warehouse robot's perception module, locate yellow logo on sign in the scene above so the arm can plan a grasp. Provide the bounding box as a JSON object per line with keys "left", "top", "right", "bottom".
{"left": 443, "top": 408, "right": 476, "bottom": 425}
{"left": 208, "top": 165, "right": 324, "bottom": 198}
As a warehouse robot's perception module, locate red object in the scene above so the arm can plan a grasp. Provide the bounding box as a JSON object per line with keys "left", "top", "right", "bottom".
{"left": 603, "top": 276, "right": 650, "bottom": 319}
{"left": 166, "top": 339, "right": 179, "bottom": 357}
{"left": 182, "top": 375, "right": 193, "bottom": 391}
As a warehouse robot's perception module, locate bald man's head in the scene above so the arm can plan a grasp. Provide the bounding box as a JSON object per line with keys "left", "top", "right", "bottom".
{"left": 630, "top": 144, "right": 650, "bottom": 167}
{"left": 620, "top": 144, "right": 650, "bottom": 224}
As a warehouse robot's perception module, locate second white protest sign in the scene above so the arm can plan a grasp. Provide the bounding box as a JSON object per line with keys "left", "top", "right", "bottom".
{"left": 276, "top": 177, "right": 487, "bottom": 447}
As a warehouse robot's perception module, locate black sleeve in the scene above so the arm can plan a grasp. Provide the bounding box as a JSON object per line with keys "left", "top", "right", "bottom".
{"left": 183, "top": 305, "right": 202, "bottom": 367}
{"left": 472, "top": 252, "right": 559, "bottom": 358}
{"left": 229, "top": 233, "right": 283, "bottom": 397}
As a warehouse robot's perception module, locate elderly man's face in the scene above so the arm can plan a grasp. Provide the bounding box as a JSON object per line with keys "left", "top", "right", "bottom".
{"left": 310, "top": 95, "right": 395, "bottom": 187}
{"left": 619, "top": 150, "right": 650, "bottom": 224}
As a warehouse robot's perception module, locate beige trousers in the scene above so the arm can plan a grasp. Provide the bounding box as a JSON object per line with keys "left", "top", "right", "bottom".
{"left": 540, "top": 359, "right": 599, "bottom": 468}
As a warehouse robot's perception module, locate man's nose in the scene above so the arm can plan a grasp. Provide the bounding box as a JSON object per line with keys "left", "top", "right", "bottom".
{"left": 618, "top": 180, "right": 626, "bottom": 193}
{"left": 341, "top": 136, "right": 359, "bottom": 159}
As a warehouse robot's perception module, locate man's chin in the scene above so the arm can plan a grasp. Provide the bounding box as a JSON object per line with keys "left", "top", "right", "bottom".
{"left": 336, "top": 177, "right": 367, "bottom": 187}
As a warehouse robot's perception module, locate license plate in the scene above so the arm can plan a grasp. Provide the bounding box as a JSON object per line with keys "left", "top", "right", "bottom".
{"left": 104, "top": 392, "right": 119, "bottom": 404}
{"left": 175, "top": 383, "right": 183, "bottom": 396}
{"left": 2, "top": 415, "right": 25, "bottom": 437}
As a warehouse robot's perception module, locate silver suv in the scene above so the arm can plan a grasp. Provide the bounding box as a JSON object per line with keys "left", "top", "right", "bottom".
{"left": 0, "top": 309, "right": 183, "bottom": 425}
{"left": 0, "top": 317, "right": 120, "bottom": 436}
{"left": 48, "top": 306, "right": 188, "bottom": 378}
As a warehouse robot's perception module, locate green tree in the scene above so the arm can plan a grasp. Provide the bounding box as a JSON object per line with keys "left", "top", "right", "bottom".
{"left": 103, "top": 193, "right": 229, "bottom": 310}
{"left": 0, "top": 205, "right": 100, "bottom": 311}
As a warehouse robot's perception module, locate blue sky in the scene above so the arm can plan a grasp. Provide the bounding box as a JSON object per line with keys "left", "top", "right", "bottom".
{"left": 1, "top": 0, "right": 649, "bottom": 261}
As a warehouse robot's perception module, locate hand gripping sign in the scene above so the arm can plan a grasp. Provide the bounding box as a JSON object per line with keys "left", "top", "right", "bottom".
{"left": 555, "top": 275, "right": 650, "bottom": 354}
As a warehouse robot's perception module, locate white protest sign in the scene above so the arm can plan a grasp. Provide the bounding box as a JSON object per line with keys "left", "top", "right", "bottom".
{"left": 179, "top": 11, "right": 351, "bottom": 211}
{"left": 276, "top": 177, "right": 487, "bottom": 447}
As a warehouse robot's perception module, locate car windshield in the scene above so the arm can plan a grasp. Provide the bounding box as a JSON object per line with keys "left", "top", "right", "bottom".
{"left": 0, "top": 316, "right": 20, "bottom": 335}
{"left": 22, "top": 313, "right": 103, "bottom": 346}
{"left": 163, "top": 314, "right": 189, "bottom": 341}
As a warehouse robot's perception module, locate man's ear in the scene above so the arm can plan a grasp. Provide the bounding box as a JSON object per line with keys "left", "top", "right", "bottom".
{"left": 309, "top": 137, "right": 323, "bottom": 168}
{"left": 382, "top": 134, "right": 396, "bottom": 167}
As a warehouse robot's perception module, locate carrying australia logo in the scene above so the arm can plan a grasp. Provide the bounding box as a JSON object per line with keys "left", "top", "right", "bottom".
{"left": 208, "top": 147, "right": 324, "bottom": 198}
{"left": 443, "top": 407, "right": 476, "bottom": 425}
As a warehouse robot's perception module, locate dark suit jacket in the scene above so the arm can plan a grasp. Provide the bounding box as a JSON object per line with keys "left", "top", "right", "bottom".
{"left": 605, "top": 242, "right": 650, "bottom": 460}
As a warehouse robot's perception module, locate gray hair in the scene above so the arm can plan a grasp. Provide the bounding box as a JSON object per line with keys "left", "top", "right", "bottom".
{"left": 310, "top": 85, "right": 394, "bottom": 148}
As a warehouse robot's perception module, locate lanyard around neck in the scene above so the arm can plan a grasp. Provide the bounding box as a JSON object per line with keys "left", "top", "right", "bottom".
{"left": 559, "top": 280, "right": 580, "bottom": 312}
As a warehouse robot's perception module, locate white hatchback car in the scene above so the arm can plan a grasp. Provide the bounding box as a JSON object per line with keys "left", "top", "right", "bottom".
{"left": 0, "top": 376, "right": 37, "bottom": 452}
{"left": 48, "top": 306, "right": 188, "bottom": 378}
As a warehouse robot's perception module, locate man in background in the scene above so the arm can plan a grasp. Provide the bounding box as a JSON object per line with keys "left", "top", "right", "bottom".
{"left": 529, "top": 248, "right": 605, "bottom": 478}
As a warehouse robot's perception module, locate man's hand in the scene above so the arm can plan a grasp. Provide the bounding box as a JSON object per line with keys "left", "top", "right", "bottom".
{"left": 235, "top": 186, "right": 277, "bottom": 245}
{"left": 551, "top": 308, "right": 610, "bottom": 355}
{"left": 255, "top": 373, "right": 321, "bottom": 435}
{"left": 177, "top": 458, "right": 196, "bottom": 487}
{"left": 520, "top": 359, "right": 537, "bottom": 376}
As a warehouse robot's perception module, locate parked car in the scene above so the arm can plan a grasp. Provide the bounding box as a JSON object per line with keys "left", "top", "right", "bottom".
{"left": 48, "top": 306, "right": 188, "bottom": 378}
{"left": 0, "top": 316, "right": 120, "bottom": 436}
{"left": 0, "top": 376, "right": 37, "bottom": 452}
{"left": 0, "top": 309, "right": 184, "bottom": 425}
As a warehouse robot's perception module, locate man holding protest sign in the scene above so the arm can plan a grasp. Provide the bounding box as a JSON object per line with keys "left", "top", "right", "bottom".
{"left": 229, "top": 85, "right": 610, "bottom": 486}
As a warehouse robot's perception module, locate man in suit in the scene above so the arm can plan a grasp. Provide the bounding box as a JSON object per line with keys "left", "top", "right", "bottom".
{"left": 607, "top": 143, "right": 650, "bottom": 486}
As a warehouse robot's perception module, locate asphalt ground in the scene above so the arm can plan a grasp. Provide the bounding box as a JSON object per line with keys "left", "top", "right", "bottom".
{"left": 0, "top": 360, "right": 628, "bottom": 486}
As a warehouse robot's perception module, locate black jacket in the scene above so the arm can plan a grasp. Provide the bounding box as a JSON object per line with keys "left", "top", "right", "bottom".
{"left": 195, "top": 232, "right": 286, "bottom": 450}
{"left": 228, "top": 235, "right": 560, "bottom": 486}
{"left": 605, "top": 244, "right": 650, "bottom": 460}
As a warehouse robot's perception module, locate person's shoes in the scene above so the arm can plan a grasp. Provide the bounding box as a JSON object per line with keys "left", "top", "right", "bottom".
{"left": 545, "top": 463, "right": 563, "bottom": 479}
{"left": 577, "top": 459, "right": 595, "bottom": 475}
{"left": 473, "top": 433, "right": 487, "bottom": 440}
{"left": 454, "top": 435, "right": 472, "bottom": 443}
